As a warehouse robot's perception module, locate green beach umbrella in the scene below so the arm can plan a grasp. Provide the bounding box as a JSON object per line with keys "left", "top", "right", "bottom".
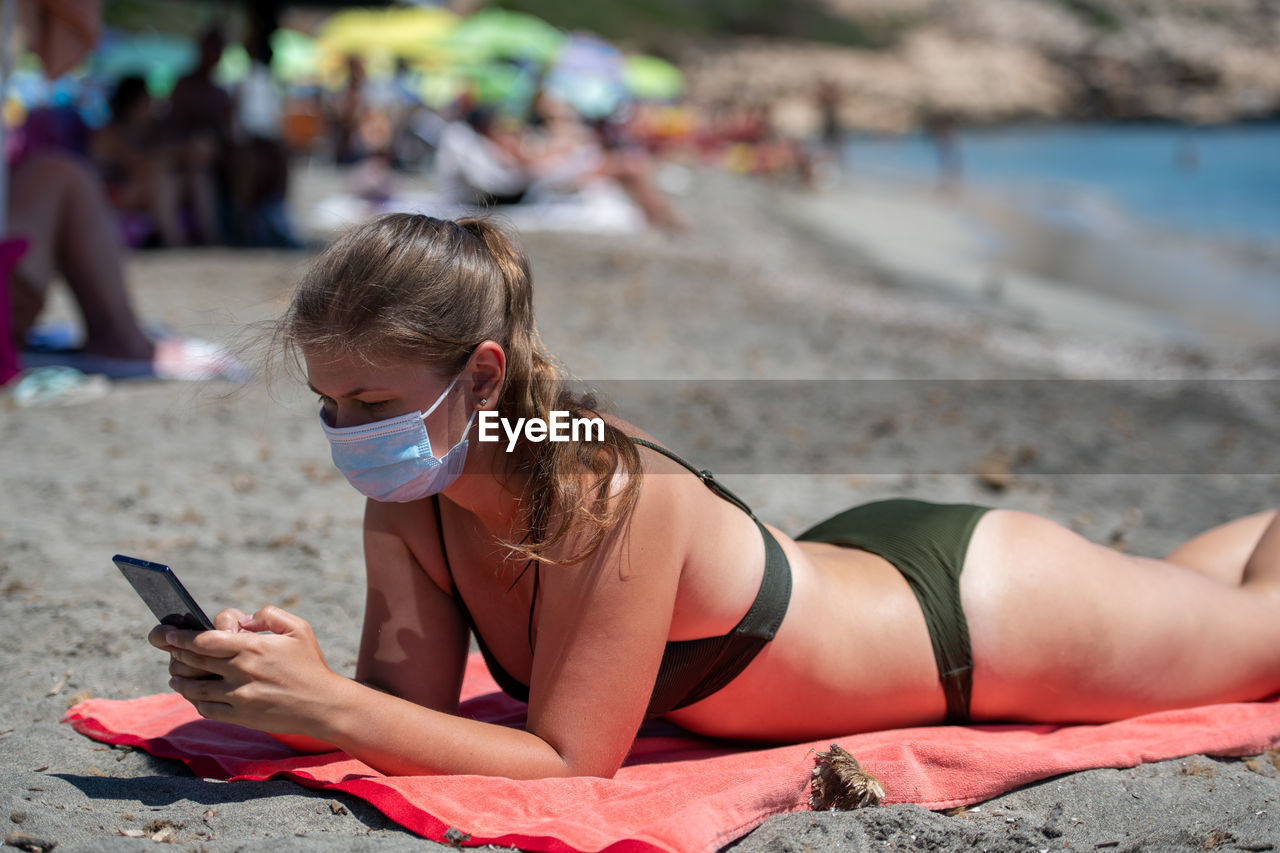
{"left": 214, "top": 44, "right": 247, "bottom": 86}
{"left": 214, "top": 31, "right": 318, "bottom": 87}
{"left": 91, "top": 30, "right": 195, "bottom": 96}
{"left": 270, "top": 28, "right": 320, "bottom": 83}
{"left": 456, "top": 60, "right": 522, "bottom": 104}
{"left": 623, "top": 54, "right": 684, "bottom": 101}
{"left": 445, "top": 8, "right": 564, "bottom": 65}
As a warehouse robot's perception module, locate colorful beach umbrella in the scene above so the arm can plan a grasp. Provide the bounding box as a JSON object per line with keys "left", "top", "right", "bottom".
{"left": 215, "top": 27, "right": 320, "bottom": 87}
{"left": 445, "top": 8, "right": 564, "bottom": 65}
{"left": 269, "top": 28, "right": 320, "bottom": 83}
{"left": 317, "top": 6, "right": 459, "bottom": 66}
{"left": 90, "top": 29, "right": 194, "bottom": 95}
{"left": 623, "top": 54, "right": 684, "bottom": 101}
{"left": 544, "top": 33, "right": 626, "bottom": 119}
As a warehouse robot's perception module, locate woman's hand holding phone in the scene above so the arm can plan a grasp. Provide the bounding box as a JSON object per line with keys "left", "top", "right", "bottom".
{"left": 155, "top": 605, "right": 346, "bottom": 739}
{"left": 148, "top": 608, "right": 250, "bottom": 679}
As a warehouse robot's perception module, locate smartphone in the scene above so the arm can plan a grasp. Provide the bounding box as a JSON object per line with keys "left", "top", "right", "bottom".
{"left": 113, "top": 554, "right": 215, "bottom": 631}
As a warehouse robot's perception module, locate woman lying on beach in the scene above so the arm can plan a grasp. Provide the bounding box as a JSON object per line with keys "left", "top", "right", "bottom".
{"left": 152, "top": 214, "right": 1280, "bottom": 779}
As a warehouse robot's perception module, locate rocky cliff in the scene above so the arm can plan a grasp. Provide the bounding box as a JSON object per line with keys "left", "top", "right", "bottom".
{"left": 676, "top": 0, "right": 1280, "bottom": 130}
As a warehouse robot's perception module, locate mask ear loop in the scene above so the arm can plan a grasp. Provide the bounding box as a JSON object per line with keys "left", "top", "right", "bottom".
{"left": 423, "top": 373, "right": 483, "bottom": 452}
{"left": 421, "top": 372, "right": 462, "bottom": 420}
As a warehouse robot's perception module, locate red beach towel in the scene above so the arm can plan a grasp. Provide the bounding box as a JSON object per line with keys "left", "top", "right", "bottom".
{"left": 64, "top": 654, "right": 1280, "bottom": 853}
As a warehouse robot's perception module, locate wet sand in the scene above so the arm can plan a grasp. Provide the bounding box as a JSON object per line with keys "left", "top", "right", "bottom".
{"left": 2, "top": 164, "right": 1278, "bottom": 852}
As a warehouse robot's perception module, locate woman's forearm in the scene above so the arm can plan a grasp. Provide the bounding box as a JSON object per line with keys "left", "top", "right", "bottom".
{"left": 308, "top": 677, "right": 579, "bottom": 779}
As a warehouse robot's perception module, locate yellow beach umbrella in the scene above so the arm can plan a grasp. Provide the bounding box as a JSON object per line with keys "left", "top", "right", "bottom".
{"left": 317, "top": 5, "right": 460, "bottom": 69}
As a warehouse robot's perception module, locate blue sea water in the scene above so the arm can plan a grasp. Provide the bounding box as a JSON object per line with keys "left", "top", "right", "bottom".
{"left": 844, "top": 121, "right": 1280, "bottom": 246}
{"left": 841, "top": 122, "right": 1280, "bottom": 346}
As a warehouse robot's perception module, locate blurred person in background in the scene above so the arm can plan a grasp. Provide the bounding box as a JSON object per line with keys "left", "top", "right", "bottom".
{"left": 5, "top": 150, "right": 237, "bottom": 378}
{"left": 169, "top": 27, "right": 235, "bottom": 235}
{"left": 329, "top": 55, "right": 374, "bottom": 166}
{"left": 812, "top": 78, "right": 845, "bottom": 183}
{"left": 91, "top": 75, "right": 222, "bottom": 247}
{"left": 361, "top": 56, "right": 433, "bottom": 172}
{"left": 435, "top": 94, "right": 683, "bottom": 229}
{"left": 434, "top": 107, "right": 532, "bottom": 207}
{"left": 923, "top": 108, "right": 962, "bottom": 195}
{"left": 231, "top": 23, "right": 301, "bottom": 247}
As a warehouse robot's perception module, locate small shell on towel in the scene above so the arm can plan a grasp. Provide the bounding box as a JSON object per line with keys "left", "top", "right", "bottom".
{"left": 809, "top": 743, "right": 887, "bottom": 810}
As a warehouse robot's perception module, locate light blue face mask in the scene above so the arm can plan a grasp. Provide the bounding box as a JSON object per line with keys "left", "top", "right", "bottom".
{"left": 320, "top": 373, "right": 476, "bottom": 502}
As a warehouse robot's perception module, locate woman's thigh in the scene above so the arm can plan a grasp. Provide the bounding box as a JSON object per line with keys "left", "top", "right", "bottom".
{"left": 960, "top": 509, "right": 1280, "bottom": 723}
{"left": 7, "top": 156, "right": 65, "bottom": 287}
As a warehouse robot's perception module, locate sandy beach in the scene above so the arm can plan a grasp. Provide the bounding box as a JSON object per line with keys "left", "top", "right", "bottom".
{"left": 2, "top": 162, "right": 1278, "bottom": 852}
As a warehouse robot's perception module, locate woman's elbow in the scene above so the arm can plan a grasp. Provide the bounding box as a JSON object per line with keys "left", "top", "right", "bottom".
{"left": 552, "top": 747, "right": 626, "bottom": 780}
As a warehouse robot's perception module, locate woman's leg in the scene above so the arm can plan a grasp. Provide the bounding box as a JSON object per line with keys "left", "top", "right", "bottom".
{"left": 139, "top": 162, "right": 186, "bottom": 247}
{"left": 183, "top": 166, "right": 224, "bottom": 245}
{"left": 1163, "top": 510, "right": 1278, "bottom": 585}
{"left": 8, "top": 151, "right": 154, "bottom": 359}
{"left": 960, "top": 508, "right": 1280, "bottom": 724}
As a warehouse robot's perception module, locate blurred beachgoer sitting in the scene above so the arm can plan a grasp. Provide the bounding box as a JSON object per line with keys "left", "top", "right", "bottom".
{"left": 436, "top": 100, "right": 683, "bottom": 230}
{"left": 169, "top": 27, "right": 235, "bottom": 221}
{"left": 4, "top": 149, "right": 239, "bottom": 380}
{"left": 92, "top": 75, "right": 222, "bottom": 247}
{"left": 329, "top": 55, "right": 385, "bottom": 166}
{"left": 522, "top": 94, "right": 684, "bottom": 230}
{"left": 230, "top": 26, "right": 302, "bottom": 248}
{"left": 434, "top": 109, "right": 533, "bottom": 207}
{"left": 384, "top": 57, "right": 438, "bottom": 171}
{"left": 16, "top": 102, "right": 93, "bottom": 160}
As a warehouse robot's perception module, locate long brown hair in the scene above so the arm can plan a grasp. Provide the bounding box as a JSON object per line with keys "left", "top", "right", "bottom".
{"left": 279, "top": 213, "right": 641, "bottom": 565}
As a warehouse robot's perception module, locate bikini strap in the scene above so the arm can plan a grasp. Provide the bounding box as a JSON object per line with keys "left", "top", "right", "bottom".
{"left": 430, "top": 495, "right": 457, "bottom": 593}
{"left": 629, "top": 437, "right": 758, "bottom": 522}
{"left": 433, "top": 494, "right": 539, "bottom": 655}
{"left": 431, "top": 495, "right": 535, "bottom": 701}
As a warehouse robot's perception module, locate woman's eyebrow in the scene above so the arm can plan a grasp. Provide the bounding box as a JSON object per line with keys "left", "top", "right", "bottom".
{"left": 307, "top": 381, "right": 388, "bottom": 397}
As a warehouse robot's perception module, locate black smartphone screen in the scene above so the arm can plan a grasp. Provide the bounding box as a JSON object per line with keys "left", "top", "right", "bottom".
{"left": 113, "top": 554, "right": 215, "bottom": 631}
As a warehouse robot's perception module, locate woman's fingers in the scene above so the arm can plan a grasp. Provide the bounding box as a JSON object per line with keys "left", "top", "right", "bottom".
{"left": 169, "top": 674, "right": 234, "bottom": 717}
{"left": 151, "top": 606, "right": 248, "bottom": 651}
{"left": 168, "top": 643, "right": 232, "bottom": 678}
{"left": 169, "top": 674, "right": 213, "bottom": 697}
{"left": 190, "top": 700, "right": 234, "bottom": 721}
{"left": 166, "top": 625, "right": 254, "bottom": 657}
{"left": 147, "top": 624, "right": 172, "bottom": 650}
{"left": 214, "top": 608, "right": 250, "bottom": 631}
{"left": 159, "top": 604, "right": 335, "bottom": 734}
{"left": 167, "top": 657, "right": 214, "bottom": 680}
{"left": 237, "top": 604, "right": 306, "bottom": 635}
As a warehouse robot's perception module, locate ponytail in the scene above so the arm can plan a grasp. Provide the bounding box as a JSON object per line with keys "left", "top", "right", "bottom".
{"left": 457, "top": 217, "right": 642, "bottom": 566}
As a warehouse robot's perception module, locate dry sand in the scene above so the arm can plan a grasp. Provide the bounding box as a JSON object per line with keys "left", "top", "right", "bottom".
{"left": 2, "top": 164, "right": 1278, "bottom": 852}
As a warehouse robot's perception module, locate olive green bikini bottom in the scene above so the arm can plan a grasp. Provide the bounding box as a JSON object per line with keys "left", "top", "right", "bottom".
{"left": 795, "top": 498, "right": 992, "bottom": 723}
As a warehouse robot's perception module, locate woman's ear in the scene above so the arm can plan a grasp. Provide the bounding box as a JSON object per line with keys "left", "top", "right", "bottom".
{"left": 466, "top": 341, "right": 505, "bottom": 408}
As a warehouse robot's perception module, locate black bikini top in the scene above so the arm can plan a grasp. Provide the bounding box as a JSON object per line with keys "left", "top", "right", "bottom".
{"left": 431, "top": 438, "right": 792, "bottom": 717}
